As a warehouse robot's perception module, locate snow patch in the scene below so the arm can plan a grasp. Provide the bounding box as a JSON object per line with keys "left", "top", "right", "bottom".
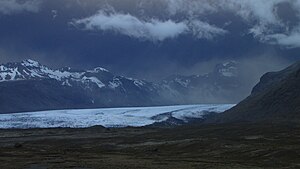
{"left": 21, "top": 59, "right": 40, "bottom": 67}
{"left": 175, "top": 78, "right": 190, "bottom": 87}
{"left": 133, "top": 79, "right": 146, "bottom": 87}
{"left": 88, "top": 67, "right": 109, "bottom": 73}
{"left": 82, "top": 76, "right": 105, "bottom": 88}
{"left": 109, "top": 78, "right": 122, "bottom": 89}
{"left": 0, "top": 67, "right": 23, "bottom": 81}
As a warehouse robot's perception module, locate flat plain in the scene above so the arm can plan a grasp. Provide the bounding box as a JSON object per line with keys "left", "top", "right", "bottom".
{"left": 0, "top": 123, "right": 300, "bottom": 169}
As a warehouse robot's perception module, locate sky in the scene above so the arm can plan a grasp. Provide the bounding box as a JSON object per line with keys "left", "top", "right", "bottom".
{"left": 0, "top": 0, "right": 300, "bottom": 81}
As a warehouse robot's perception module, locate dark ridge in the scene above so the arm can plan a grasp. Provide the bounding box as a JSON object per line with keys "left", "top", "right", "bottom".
{"left": 207, "top": 61, "right": 300, "bottom": 123}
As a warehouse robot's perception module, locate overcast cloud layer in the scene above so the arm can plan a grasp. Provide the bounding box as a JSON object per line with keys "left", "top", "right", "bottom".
{"left": 1, "top": 0, "right": 300, "bottom": 46}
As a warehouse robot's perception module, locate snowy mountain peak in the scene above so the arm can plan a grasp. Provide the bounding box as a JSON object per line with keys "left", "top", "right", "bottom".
{"left": 21, "top": 59, "right": 41, "bottom": 67}
{"left": 0, "top": 60, "right": 104, "bottom": 87}
{"left": 92, "top": 67, "right": 109, "bottom": 73}
{"left": 222, "top": 61, "right": 237, "bottom": 67}
{"left": 214, "top": 61, "right": 238, "bottom": 77}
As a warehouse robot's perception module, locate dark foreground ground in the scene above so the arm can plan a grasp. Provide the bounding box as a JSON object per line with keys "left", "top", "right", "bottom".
{"left": 0, "top": 123, "right": 300, "bottom": 169}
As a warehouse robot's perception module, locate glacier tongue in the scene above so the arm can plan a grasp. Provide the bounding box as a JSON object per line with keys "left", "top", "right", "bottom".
{"left": 0, "top": 104, "right": 234, "bottom": 129}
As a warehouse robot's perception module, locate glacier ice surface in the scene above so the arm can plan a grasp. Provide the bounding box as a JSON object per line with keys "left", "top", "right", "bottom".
{"left": 0, "top": 104, "right": 234, "bottom": 129}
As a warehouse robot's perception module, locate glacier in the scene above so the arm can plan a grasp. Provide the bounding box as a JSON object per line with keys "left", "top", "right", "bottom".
{"left": 0, "top": 104, "right": 234, "bottom": 129}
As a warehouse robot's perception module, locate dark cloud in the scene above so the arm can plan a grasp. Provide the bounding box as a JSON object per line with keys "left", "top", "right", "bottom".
{"left": 0, "top": 0, "right": 299, "bottom": 84}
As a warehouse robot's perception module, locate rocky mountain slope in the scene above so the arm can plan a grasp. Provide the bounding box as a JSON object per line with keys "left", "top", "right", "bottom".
{"left": 0, "top": 59, "right": 163, "bottom": 113}
{"left": 211, "top": 61, "right": 300, "bottom": 123}
{"left": 161, "top": 61, "right": 243, "bottom": 104}
{"left": 0, "top": 59, "right": 246, "bottom": 114}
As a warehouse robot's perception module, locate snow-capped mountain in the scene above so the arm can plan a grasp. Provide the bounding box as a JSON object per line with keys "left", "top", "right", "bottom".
{"left": 0, "top": 59, "right": 164, "bottom": 113}
{"left": 213, "top": 61, "right": 238, "bottom": 77}
{"left": 0, "top": 59, "right": 246, "bottom": 114}
{"left": 160, "top": 61, "right": 244, "bottom": 104}
{"left": 0, "top": 59, "right": 149, "bottom": 90}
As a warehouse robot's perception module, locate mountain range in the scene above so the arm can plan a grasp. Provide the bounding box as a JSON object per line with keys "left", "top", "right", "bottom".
{"left": 0, "top": 59, "right": 246, "bottom": 114}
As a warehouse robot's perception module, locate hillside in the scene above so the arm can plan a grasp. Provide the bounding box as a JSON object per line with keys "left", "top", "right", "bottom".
{"left": 211, "top": 61, "right": 300, "bottom": 123}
